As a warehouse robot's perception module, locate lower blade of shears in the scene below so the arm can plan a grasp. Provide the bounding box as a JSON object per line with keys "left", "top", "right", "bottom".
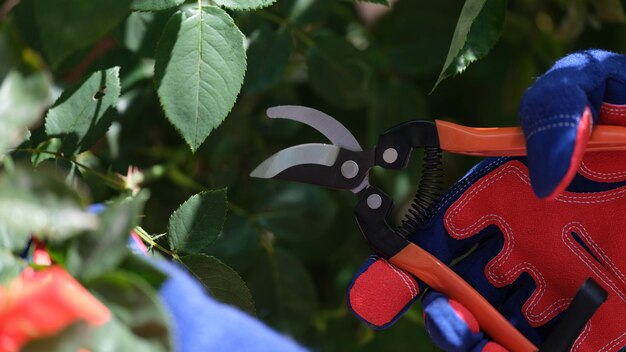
{"left": 250, "top": 143, "right": 370, "bottom": 193}
{"left": 250, "top": 143, "right": 339, "bottom": 179}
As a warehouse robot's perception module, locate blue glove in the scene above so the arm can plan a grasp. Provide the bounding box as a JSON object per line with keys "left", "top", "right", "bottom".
{"left": 157, "top": 260, "right": 307, "bottom": 352}
{"left": 129, "top": 224, "right": 307, "bottom": 351}
{"left": 519, "top": 49, "right": 626, "bottom": 198}
{"left": 347, "top": 50, "right": 626, "bottom": 352}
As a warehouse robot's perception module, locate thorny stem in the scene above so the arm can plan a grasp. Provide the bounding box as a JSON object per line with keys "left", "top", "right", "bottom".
{"left": 134, "top": 226, "right": 180, "bottom": 260}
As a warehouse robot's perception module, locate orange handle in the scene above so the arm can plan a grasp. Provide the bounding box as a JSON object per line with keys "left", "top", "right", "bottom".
{"left": 436, "top": 120, "right": 626, "bottom": 156}
{"left": 390, "top": 243, "right": 538, "bottom": 352}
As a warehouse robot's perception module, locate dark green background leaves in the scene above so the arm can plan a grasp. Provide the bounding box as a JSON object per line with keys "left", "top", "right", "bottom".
{"left": 3, "top": 0, "right": 626, "bottom": 350}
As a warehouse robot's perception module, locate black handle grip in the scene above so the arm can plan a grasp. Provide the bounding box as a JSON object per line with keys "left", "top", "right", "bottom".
{"left": 539, "top": 278, "right": 608, "bottom": 352}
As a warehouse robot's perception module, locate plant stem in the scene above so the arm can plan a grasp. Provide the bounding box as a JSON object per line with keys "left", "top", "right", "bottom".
{"left": 134, "top": 226, "right": 180, "bottom": 260}
{"left": 14, "top": 148, "right": 127, "bottom": 190}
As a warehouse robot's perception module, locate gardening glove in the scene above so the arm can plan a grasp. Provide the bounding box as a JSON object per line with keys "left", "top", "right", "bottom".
{"left": 347, "top": 50, "right": 626, "bottom": 352}
{"left": 156, "top": 260, "right": 307, "bottom": 352}
{"left": 128, "top": 232, "right": 307, "bottom": 352}
{"left": 519, "top": 49, "right": 626, "bottom": 199}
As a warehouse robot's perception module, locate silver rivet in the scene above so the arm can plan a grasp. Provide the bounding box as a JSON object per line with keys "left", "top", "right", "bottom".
{"left": 341, "top": 160, "right": 359, "bottom": 179}
{"left": 382, "top": 148, "right": 398, "bottom": 164}
{"left": 367, "top": 194, "right": 382, "bottom": 209}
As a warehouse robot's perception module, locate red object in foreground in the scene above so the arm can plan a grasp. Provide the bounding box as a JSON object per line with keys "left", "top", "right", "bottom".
{"left": 0, "top": 266, "right": 111, "bottom": 352}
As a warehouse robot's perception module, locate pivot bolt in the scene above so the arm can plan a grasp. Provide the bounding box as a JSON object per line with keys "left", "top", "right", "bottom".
{"left": 367, "top": 194, "right": 382, "bottom": 209}
{"left": 341, "top": 160, "right": 359, "bottom": 179}
{"left": 382, "top": 148, "right": 398, "bottom": 164}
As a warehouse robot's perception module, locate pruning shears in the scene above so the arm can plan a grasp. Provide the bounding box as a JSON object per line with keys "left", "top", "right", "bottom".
{"left": 250, "top": 106, "right": 623, "bottom": 352}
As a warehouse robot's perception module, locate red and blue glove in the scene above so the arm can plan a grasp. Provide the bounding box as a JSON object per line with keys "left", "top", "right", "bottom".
{"left": 520, "top": 49, "right": 626, "bottom": 199}
{"left": 347, "top": 50, "right": 626, "bottom": 352}
{"left": 156, "top": 260, "right": 306, "bottom": 352}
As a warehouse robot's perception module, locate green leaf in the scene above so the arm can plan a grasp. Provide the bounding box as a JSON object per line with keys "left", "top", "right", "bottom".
{"left": 131, "top": 0, "right": 183, "bottom": 11}
{"left": 179, "top": 254, "right": 255, "bottom": 314}
{"left": 247, "top": 248, "right": 317, "bottom": 334}
{"left": 88, "top": 320, "right": 163, "bottom": 352}
{"left": 0, "top": 169, "right": 98, "bottom": 250}
{"left": 33, "top": 0, "right": 132, "bottom": 68}
{"left": 23, "top": 322, "right": 92, "bottom": 352}
{"left": 306, "top": 36, "right": 369, "bottom": 109}
{"left": 214, "top": 0, "right": 276, "bottom": 10}
{"left": 202, "top": 214, "right": 263, "bottom": 273}
{"left": 119, "top": 255, "right": 168, "bottom": 290}
{"left": 256, "top": 184, "right": 337, "bottom": 241}
{"left": 0, "top": 249, "right": 25, "bottom": 284}
{"left": 45, "top": 67, "right": 121, "bottom": 156}
{"left": 0, "top": 70, "right": 51, "bottom": 154}
{"left": 89, "top": 270, "right": 172, "bottom": 352}
{"left": 432, "top": 0, "right": 506, "bottom": 91}
{"left": 30, "top": 138, "right": 61, "bottom": 166}
{"left": 243, "top": 27, "right": 292, "bottom": 94}
{"left": 66, "top": 191, "right": 149, "bottom": 281}
{"left": 155, "top": 7, "right": 246, "bottom": 151}
{"left": 168, "top": 189, "right": 227, "bottom": 255}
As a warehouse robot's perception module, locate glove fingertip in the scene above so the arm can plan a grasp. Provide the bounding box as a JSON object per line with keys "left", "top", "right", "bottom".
{"left": 347, "top": 257, "right": 419, "bottom": 329}
{"left": 527, "top": 106, "right": 592, "bottom": 199}
{"left": 423, "top": 292, "right": 484, "bottom": 351}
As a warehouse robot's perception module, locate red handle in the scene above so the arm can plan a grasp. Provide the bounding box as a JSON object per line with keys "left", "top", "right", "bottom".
{"left": 390, "top": 243, "right": 538, "bottom": 352}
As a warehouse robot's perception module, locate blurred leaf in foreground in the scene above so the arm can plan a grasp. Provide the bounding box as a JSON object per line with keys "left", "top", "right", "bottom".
{"left": 89, "top": 270, "right": 172, "bottom": 351}
{"left": 0, "top": 70, "right": 50, "bottom": 154}
{"left": 66, "top": 191, "right": 148, "bottom": 281}
{"left": 0, "top": 169, "right": 98, "bottom": 251}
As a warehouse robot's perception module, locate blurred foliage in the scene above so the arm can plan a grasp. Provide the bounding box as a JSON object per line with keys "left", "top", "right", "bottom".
{"left": 1, "top": 0, "right": 626, "bottom": 350}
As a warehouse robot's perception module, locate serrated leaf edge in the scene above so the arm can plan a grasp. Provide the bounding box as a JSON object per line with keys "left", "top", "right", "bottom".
{"left": 154, "top": 7, "right": 247, "bottom": 152}
{"left": 215, "top": 0, "right": 277, "bottom": 11}
{"left": 178, "top": 254, "right": 255, "bottom": 314}
{"left": 166, "top": 188, "right": 228, "bottom": 254}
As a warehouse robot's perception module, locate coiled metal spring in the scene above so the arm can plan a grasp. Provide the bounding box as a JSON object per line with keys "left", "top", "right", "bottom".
{"left": 398, "top": 146, "right": 443, "bottom": 237}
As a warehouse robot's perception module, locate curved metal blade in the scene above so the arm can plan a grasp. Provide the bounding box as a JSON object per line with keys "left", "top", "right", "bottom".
{"left": 267, "top": 105, "right": 362, "bottom": 152}
{"left": 250, "top": 143, "right": 340, "bottom": 179}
